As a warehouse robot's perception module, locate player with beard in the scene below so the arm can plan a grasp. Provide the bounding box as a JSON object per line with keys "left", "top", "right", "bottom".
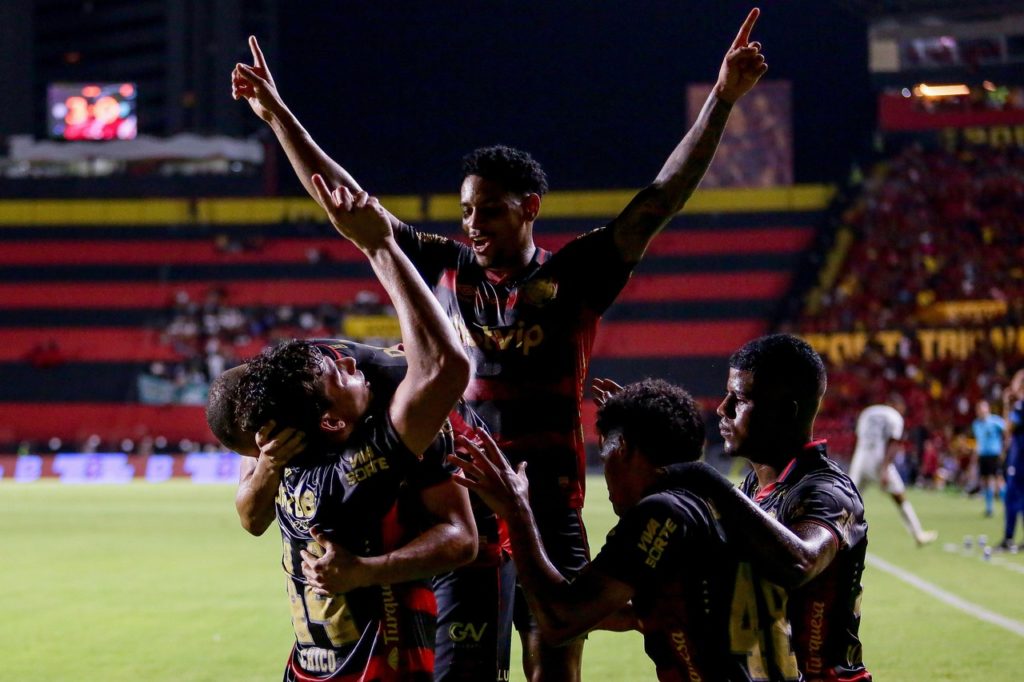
{"left": 231, "top": 10, "right": 768, "bottom": 680}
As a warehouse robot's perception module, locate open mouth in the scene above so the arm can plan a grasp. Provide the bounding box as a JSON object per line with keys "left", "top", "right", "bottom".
{"left": 469, "top": 235, "right": 492, "bottom": 254}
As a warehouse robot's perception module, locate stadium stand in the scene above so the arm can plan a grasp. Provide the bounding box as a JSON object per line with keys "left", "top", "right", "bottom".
{"left": 0, "top": 186, "right": 830, "bottom": 457}
{"left": 790, "top": 144, "right": 1024, "bottom": 484}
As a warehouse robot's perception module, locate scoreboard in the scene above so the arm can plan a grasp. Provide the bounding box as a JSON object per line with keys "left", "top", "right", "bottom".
{"left": 48, "top": 82, "right": 138, "bottom": 141}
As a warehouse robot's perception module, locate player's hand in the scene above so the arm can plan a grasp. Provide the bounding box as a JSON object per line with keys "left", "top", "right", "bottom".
{"left": 301, "top": 526, "right": 372, "bottom": 596}
{"left": 592, "top": 377, "right": 624, "bottom": 408}
{"left": 450, "top": 433, "right": 528, "bottom": 520}
{"left": 715, "top": 8, "right": 768, "bottom": 104}
{"left": 231, "top": 35, "right": 284, "bottom": 123}
{"left": 254, "top": 420, "right": 305, "bottom": 470}
{"left": 311, "top": 174, "right": 393, "bottom": 251}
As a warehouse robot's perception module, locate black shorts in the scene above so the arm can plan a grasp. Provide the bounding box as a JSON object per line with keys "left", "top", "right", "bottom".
{"left": 433, "top": 556, "right": 516, "bottom": 682}
{"left": 512, "top": 503, "right": 590, "bottom": 634}
{"left": 979, "top": 456, "right": 1001, "bottom": 477}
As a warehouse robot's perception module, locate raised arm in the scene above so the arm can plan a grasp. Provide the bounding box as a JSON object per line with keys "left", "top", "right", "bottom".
{"left": 312, "top": 176, "right": 470, "bottom": 455}
{"left": 231, "top": 36, "right": 402, "bottom": 229}
{"left": 452, "top": 434, "right": 634, "bottom": 645}
{"left": 610, "top": 8, "right": 768, "bottom": 263}
{"left": 661, "top": 462, "right": 836, "bottom": 589}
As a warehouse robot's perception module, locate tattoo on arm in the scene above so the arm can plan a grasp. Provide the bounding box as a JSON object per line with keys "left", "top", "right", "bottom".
{"left": 612, "top": 94, "right": 733, "bottom": 263}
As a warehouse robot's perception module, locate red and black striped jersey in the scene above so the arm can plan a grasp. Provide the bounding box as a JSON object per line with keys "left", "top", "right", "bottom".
{"left": 394, "top": 223, "right": 634, "bottom": 508}
{"left": 592, "top": 486, "right": 802, "bottom": 682}
{"left": 276, "top": 337, "right": 458, "bottom": 681}
{"left": 740, "top": 443, "right": 871, "bottom": 682}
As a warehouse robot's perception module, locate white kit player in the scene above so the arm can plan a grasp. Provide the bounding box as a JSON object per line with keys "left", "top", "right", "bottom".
{"left": 850, "top": 397, "right": 937, "bottom": 546}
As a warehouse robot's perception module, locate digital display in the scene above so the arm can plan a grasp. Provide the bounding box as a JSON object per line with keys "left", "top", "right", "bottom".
{"left": 48, "top": 82, "right": 137, "bottom": 140}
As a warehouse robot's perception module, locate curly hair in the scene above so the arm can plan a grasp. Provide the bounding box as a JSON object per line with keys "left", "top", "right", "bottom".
{"left": 462, "top": 145, "right": 549, "bottom": 196}
{"left": 596, "top": 379, "right": 705, "bottom": 467}
{"left": 729, "top": 334, "right": 827, "bottom": 412}
{"left": 233, "top": 340, "right": 329, "bottom": 438}
{"left": 205, "top": 366, "right": 249, "bottom": 452}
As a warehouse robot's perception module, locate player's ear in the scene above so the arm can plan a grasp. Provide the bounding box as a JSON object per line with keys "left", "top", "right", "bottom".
{"left": 320, "top": 413, "right": 346, "bottom": 434}
{"left": 522, "top": 193, "right": 541, "bottom": 222}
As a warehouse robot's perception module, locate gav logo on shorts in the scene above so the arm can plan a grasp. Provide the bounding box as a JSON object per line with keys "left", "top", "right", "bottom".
{"left": 448, "top": 622, "right": 488, "bottom": 642}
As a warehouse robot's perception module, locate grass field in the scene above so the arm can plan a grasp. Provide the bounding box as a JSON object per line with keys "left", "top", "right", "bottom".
{"left": 1, "top": 477, "right": 1022, "bottom": 681}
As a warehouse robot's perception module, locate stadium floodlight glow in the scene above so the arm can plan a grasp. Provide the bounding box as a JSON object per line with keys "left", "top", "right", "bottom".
{"left": 913, "top": 83, "right": 970, "bottom": 98}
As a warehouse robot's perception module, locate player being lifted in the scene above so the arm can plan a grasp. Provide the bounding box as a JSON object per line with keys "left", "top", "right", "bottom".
{"left": 232, "top": 8, "right": 767, "bottom": 680}
{"left": 228, "top": 183, "right": 479, "bottom": 681}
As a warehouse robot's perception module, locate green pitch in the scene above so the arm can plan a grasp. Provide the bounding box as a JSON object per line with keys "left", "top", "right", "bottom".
{"left": 1, "top": 478, "right": 1021, "bottom": 681}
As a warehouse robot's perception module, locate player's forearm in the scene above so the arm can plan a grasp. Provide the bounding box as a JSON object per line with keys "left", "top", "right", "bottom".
{"left": 268, "top": 109, "right": 364, "bottom": 206}
{"left": 687, "top": 469, "right": 823, "bottom": 588}
{"left": 362, "top": 520, "right": 477, "bottom": 585}
{"left": 612, "top": 92, "right": 732, "bottom": 262}
{"left": 503, "top": 499, "right": 588, "bottom": 642}
{"left": 235, "top": 457, "right": 283, "bottom": 535}
{"left": 364, "top": 241, "right": 469, "bottom": 401}
{"left": 268, "top": 110, "right": 403, "bottom": 230}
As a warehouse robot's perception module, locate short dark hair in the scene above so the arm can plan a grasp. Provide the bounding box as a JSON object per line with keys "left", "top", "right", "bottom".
{"left": 462, "top": 145, "right": 549, "bottom": 196}
{"left": 729, "top": 334, "right": 827, "bottom": 412}
{"left": 205, "top": 367, "right": 249, "bottom": 452}
{"left": 234, "top": 340, "right": 329, "bottom": 438}
{"left": 596, "top": 379, "right": 705, "bottom": 467}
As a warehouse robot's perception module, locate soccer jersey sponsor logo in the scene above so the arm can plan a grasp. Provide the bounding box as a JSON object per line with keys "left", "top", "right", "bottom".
{"left": 805, "top": 600, "right": 826, "bottom": 675}
{"left": 450, "top": 314, "right": 547, "bottom": 356}
{"left": 344, "top": 445, "right": 392, "bottom": 486}
{"left": 669, "top": 629, "right": 704, "bottom": 682}
{"left": 638, "top": 517, "right": 678, "bottom": 568}
{"left": 297, "top": 647, "right": 338, "bottom": 673}
{"left": 448, "top": 621, "right": 488, "bottom": 642}
{"left": 381, "top": 584, "right": 400, "bottom": 645}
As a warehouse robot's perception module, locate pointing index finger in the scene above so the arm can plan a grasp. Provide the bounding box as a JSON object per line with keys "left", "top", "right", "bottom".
{"left": 732, "top": 7, "right": 760, "bottom": 49}
{"left": 249, "top": 35, "right": 268, "bottom": 69}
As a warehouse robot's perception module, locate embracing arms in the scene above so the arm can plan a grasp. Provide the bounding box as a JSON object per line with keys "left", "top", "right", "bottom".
{"left": 661, "top": 462, "right": 837, "bottom": 589}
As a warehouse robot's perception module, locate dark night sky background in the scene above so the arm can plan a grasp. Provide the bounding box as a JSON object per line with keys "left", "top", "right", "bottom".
{"left": 264, "top": 1, "right": 874, "bottom": 195}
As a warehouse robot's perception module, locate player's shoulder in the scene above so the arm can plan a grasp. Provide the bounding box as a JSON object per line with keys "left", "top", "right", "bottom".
{"left": 787, "top": 458, "right": 864, "bottom": 511}
{"left": 636, "top": 486, "right": 716, "bottom": 528}
{"left": 394, "top": 221, "right": 472, "bottom": 260}
{"left": 859, "top": 403, "right": 902, "bottom": 423}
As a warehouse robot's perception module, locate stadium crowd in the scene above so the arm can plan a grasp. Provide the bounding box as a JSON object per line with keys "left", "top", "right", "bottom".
{"left": 792, "top": 144, "right": 1024, "bottom": 488}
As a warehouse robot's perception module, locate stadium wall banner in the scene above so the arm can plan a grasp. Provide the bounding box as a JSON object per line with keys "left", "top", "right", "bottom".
{"left": 0, "top": 452, "right": 241, "bottom": 483}
{"left": 803, "top": 325, "right": 1024, "bottom": 365}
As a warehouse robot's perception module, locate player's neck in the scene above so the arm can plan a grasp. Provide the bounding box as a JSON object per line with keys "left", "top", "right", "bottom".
{"left": 749, "top": 433, "right": 811, "bottom": 489}
{"left": 751, "top": 460, "right": 784, "bottom": 490}
{"left": 484, "top": 243, "right": 537, "bottom": 281}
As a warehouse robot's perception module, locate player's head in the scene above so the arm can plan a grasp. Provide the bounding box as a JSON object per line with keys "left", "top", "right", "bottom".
{"left": 1011, "top": 369, "right": 1024, "bottom": 400}
{"left": 206, "top": 364, "right": 260, "bottom": 456}
{"left": 596, "top": 378, "right": 705, "bottom": 515}
{"left": 718, "top": 334, "right": 827, "bottom": 462}
{"left": 887, "top": 392, "right": 907, "bottom": 416}
{"left": 460, "top": 145, "right": 548, "bottom": 270}
{"left": 235, "top": 340, "right": 371, "bottom": 447}
{"left": 976, "top": 399, "right": 991, "bottom": 419}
